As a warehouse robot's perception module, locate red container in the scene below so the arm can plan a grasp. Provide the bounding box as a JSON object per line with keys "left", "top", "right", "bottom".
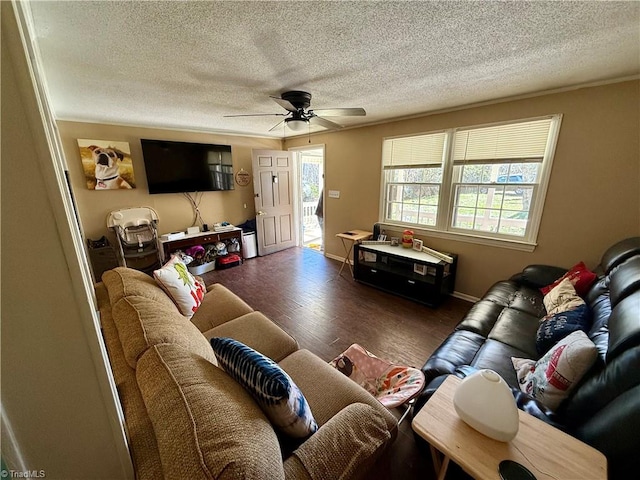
{"left": 217, "top": 254, "right": 242, "bottom": 269}
{"left": 402, "top": 230, "right": 414, "bottom": 248}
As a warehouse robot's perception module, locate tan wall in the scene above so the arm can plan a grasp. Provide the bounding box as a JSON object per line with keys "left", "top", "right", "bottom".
{"left": 2, "top": 4, "right": 130, "bottom": 477}
{"left": 285, "top": 81, "right": 640, "bottom": 298}
{"left": 57, "top": 122, "right": 282, "bottom": 240}
{"left": 56, "top": 82, "right": 639, "bottom": 299}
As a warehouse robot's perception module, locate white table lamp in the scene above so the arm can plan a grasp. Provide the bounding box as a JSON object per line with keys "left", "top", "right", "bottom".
{"left": 453, "top": 369, "right": 519, "bottom": 442}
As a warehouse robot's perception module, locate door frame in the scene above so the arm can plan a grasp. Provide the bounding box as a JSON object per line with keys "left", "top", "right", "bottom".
{"left": 6, "top": 3, "right": 134, "bottom": 477}
{"left": 289, "top": 144, "right": 326, "bottom": 249}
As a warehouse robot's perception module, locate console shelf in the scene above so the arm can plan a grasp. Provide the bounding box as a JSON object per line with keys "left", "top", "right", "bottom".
{"left": 160, "top": 228, "right": 243, "bottom": 272}
{"left": 353, "top": 243, "right": 457, "bottom": 307}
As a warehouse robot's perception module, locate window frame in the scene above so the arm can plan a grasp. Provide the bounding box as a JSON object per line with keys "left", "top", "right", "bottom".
{"left": 379, "top": 114, "right": 563, "bottom": 251}
{"left": 384, "top": 164, "right": 443, "bottom": 227}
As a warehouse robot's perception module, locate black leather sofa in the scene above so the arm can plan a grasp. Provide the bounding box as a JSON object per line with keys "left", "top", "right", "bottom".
{"left": 413, "top": 237, "right": 640, "bottom": 479}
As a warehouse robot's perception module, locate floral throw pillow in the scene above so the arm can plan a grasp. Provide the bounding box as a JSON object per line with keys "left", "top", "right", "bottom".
{"left": 153, "top": 256, "right": 205, "bottom": 317}
{"left": 512, "top": 330, "right": 597, "bottom": 411}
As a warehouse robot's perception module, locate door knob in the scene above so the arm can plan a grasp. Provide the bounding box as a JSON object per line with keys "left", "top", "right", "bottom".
{"left": 257, "top": 210, "right": 266, "bottom": 216}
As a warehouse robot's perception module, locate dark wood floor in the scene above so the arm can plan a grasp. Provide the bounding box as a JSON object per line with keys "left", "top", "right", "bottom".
{"left": 202, "top": 247, "right": 473, "bottom": 480}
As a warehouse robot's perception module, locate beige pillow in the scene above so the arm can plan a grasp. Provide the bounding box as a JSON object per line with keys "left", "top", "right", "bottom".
{"left": 512, "top": 330, "right": 597, "bottom": 410}
{"left": 543, "top": 278, "right": 585, "bottom": 316}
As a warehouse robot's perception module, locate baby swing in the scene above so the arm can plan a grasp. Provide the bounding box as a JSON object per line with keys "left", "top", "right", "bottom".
{"left": 107, "top": 207, "right": 162, "bottom": 275}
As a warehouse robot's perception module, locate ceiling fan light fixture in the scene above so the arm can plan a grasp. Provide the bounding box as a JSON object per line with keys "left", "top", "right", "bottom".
{"left": 225, "top": 91, "right": 365, "bottom": 132}
{"left": 286, "top": 118, "right": 308, "bottom": 131}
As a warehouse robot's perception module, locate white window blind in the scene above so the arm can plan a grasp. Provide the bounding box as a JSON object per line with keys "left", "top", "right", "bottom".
{"left": 453, "top": 119, "right": 552, "bottom": 162}
{"left": 380, "top": 114, "right": 562, "bottom": 249}
{"left": 383, "top": 132, "right": 446, "bottom": 167}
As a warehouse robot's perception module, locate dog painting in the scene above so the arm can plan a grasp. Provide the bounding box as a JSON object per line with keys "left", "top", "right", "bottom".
{"left": 77, "top": 139, "right": 136, "bottom": 190}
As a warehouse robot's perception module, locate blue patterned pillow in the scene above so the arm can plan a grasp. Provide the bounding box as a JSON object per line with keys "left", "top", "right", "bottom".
{"left": 210, "top": 337, "right": 318, "bottom": 438}
{"left": 536, "top": 304, "right": 592, "bottom": 355}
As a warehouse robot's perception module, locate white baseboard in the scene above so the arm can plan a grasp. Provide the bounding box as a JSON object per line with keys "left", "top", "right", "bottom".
{"left": 451, "top": 291, "right": 480, "bottom": 303}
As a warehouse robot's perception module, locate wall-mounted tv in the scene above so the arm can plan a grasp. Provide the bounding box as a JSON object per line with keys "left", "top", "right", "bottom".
{"left": 140, "top": 139, "right": 234, "bottom": 194}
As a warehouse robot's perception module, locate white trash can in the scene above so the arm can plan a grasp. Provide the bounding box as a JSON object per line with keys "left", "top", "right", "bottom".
{"left": 242, "top": 231, "right": 257, "bottom": 259}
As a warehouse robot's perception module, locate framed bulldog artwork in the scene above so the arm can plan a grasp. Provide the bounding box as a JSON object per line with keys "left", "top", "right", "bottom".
{"left": 77, "top": 139, "right": 136, "bottom": 190}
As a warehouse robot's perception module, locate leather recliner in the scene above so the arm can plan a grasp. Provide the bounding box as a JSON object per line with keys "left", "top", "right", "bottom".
{"left": 413, "top": 237, "right": 640, "bottom": 480}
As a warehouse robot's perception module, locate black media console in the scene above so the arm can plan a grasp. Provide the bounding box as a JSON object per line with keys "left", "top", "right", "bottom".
{"left": 353, "top": 243, "right": 457, "bottom": 307}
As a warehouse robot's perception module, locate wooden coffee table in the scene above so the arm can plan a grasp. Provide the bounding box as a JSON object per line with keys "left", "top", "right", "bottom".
{"left": 412, "top": 376, "right": 607, "bottom": 480}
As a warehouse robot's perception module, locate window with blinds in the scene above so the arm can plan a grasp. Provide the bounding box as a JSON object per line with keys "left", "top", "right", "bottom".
{"left": 380, "top": 115, "right": 562, "bottom": 246}
{"left": 382, "top": 132, "right": 446, "bottom": 226}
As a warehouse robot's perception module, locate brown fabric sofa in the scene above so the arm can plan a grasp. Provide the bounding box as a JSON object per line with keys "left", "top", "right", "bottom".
{"left": 97, "top": 267, "right": 397, "bottom": 480}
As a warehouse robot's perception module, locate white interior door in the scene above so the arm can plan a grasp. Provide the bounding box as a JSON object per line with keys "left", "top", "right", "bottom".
{"left": 251, "top": 149, "right": 296, "bottom": 256}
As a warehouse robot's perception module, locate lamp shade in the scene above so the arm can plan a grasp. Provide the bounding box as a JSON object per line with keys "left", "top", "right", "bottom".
{"left": 452, "top": 369, "right": 519, "bottom": 442}
{"left": 286, "top": 118, "right": 308, "bottom": 131}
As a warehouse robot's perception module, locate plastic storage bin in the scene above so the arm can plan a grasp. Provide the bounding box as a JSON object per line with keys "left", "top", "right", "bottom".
{"left": 217, "top": 254, "right": 242, "bottom": 269}
{"left": 187, "top": 260, "right": 216, "bottom": 275}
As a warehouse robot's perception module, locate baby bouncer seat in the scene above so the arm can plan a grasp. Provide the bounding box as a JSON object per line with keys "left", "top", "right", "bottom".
{"left": 107, "top": 207, "right": 161, "bottom": 275}
{"left": 330, "top": 343, "right": 425, "bottom": 423}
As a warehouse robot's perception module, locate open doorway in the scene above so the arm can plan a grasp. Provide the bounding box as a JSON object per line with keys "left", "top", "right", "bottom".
{"left": 294, "top": 146, "right": 324, "bottom": 252}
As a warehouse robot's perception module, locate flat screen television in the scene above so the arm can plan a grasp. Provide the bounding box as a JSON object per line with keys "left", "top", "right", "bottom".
{"left": 140, "top": 139, "right": 234, "bottom": 194}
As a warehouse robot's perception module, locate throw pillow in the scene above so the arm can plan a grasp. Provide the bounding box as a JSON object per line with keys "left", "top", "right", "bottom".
{"left": 540, "top": 261, "right": 597, "bottom": 297}
{"left": 536, "top": 304, "right": 592, "bottom": 355}
{"left": 153, "top": 256, "right": 205, "bottom": 318}
{"left": 512, "top": 330, "right": 597, "bottom": 411}
{"left": 543, "top": 278, "right": 585, "bottom": 316}
{"left": 210, "top": 337, "right": 318, "bottom": 438}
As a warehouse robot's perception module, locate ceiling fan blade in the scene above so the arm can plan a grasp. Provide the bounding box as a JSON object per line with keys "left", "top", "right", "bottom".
{"left": 268, "top": 120, "right": 286, "bottom": 132}
{"left": 270, "top": 96, "right": 298, "bottom": 112}
{"left": 223, "top": 113, "right": 287, "bottom": 117}
{"left": 310, "top": 108, "right": 366, "bottom": 117}
{"left": 309, "top": 116, "right": 343, "bottom": 130}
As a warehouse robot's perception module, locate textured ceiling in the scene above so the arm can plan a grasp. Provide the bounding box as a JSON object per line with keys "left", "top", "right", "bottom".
{"left": 27, "top": 1, "right": 640, "bottom": 138}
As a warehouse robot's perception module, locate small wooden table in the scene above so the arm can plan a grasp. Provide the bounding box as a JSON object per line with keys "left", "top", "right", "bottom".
{"left": 335, "top": 230, "right": 372, "bottom": 277}
{"left": 411, "top": 376, "right": 607, "bottom": 480}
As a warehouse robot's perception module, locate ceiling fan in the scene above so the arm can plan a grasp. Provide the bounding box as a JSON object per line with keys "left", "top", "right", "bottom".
{"left": 224, "top": 90, "right": 366, "bottom": 132}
